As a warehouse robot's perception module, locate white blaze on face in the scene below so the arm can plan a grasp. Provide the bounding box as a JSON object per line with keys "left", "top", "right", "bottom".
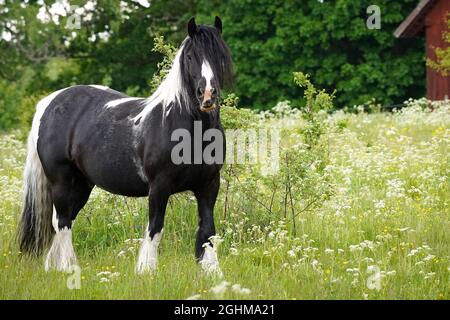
{"left": 201, "top": 60, "right": 214, "bottom": 90}
{"left": 136, "top": 228, "right": 164, "bottom": 274}
{"left": 201, "top": 61, "right": 214, "bottom": 104}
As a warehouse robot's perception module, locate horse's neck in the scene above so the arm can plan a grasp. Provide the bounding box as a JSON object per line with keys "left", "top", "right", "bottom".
{"left": 171, "top": 100, "right": 222, "bottom": 130}
{"left": 196, "top": 111, "right": 221, "bottom": 129}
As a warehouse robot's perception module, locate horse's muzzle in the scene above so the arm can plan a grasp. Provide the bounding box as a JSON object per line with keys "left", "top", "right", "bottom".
{"left": 199, "top": 86, "right": 218, "bottom": 112}
{"left": 200, "top": 101, "right": 217, "bottom": 112}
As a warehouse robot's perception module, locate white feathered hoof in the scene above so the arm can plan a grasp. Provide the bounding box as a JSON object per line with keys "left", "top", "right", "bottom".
{"left": 44, "top": 228, "right": 77, "bottom": 273}
{"left": 136, "top": 229, "right": 163, "bottom": 274}
{"left": 200, "top": 243, "right": 223, "bottom": 277}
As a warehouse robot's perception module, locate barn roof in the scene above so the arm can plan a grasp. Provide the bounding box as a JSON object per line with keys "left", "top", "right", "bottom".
{"left": 394, "top": 0, "right": 437, "bottom": 38}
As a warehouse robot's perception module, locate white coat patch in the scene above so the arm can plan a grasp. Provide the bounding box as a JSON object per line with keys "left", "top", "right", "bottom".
{"left": 105, "top": 97, "right": 141, "bottom": 108}
{"left": 88, "top": 85, "right": 109, "bottom": 90}
{"left": 31, "top": 88, "right": 68, "bottom": 149}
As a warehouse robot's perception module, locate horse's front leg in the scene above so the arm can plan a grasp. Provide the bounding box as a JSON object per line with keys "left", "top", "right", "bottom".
{"left": 195, "top": 176, "right": 222, "bottom": 276}
{"left": 136, "top": 186, "right": 169, "bottom": 274}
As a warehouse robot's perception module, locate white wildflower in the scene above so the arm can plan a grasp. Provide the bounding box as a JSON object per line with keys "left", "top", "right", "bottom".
{"left": 423, "top": 254, "right": 435, "bottom": 261}
{"left": 210, "top": 281, "right": 230, "bottom": 295}
{"left": 231, "top": 284, "right": 251, "bottom": 295}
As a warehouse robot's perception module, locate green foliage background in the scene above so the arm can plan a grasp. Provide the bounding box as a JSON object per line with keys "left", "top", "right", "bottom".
{"left": 195, "top": 0, "right": 425, "bottom": 108}
{"left": 0, "top": 0, "right": 426, "bottom": 130}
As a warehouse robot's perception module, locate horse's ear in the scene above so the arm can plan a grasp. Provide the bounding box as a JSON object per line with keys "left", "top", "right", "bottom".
{"left": 188, "top": 17, "right": 197, "bottom": 38}
{"left": 214, "top": 16, "right": 222, "bottom": 34}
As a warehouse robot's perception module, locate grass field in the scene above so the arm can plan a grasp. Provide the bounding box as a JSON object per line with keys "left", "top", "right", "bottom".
{"left": 0, "top": 100, "right": 449, "bottom": 299}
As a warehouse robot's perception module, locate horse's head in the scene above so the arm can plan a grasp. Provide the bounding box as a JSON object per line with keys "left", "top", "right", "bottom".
{"left": 180, "top": 16, "right": 233, "bottom": 113}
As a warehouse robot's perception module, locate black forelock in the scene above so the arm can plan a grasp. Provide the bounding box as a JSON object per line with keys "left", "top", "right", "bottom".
{"left": 184, "top": 25, "right": 234, "bottom": 89}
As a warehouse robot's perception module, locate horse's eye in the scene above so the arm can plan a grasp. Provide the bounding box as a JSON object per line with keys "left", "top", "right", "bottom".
{"left": 187, "top": 55, "right": 192, "bottom": 61}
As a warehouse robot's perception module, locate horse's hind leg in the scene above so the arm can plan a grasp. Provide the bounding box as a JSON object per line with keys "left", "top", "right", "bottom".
{"left": 45, "top": 166, "right": 92, "bottom": 272}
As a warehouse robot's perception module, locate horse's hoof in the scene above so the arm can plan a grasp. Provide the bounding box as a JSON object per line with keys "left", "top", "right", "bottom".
{"left": 135, "top": 229, "right": 162, "bottom": 275}
{"left": 44, "top": 260, "right": 78, "bottom": 273}
{"left": 200, "top": 243, "right": 223, "bottom": 277}
{"left": 135, "top": 261, "right": 157, "bottom": 274}
{"left": 44, "top": 229, "right": 78, "bottom": 273}
{"left": 200, "top": 262, "right": 223, "bottom": 278}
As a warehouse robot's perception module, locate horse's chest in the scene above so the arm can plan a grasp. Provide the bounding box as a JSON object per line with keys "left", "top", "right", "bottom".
{"left": 165, "top": 163, "right": 222, "bottom": 193}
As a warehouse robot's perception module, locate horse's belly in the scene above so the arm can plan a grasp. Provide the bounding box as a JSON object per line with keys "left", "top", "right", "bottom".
{"left": 79, "top": 154, "right": 149, "bottom": 197}
{"left": 96, "top": 182, "right": 149, "bottom": 197}
{"left": 88, "top": 167, "right": 149, "bottom": 197}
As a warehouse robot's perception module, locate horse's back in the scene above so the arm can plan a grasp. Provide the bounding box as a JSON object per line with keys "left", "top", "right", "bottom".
{"left": 35, "top": 85, "right": 149, "bottom": 196}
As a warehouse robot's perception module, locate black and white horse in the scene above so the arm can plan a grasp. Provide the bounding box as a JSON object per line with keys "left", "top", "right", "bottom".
{"left": 18, "top": 17, "right": 233, "bottom": 275}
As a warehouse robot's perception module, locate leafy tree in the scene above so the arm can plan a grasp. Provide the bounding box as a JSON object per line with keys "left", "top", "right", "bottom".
{"left": 0, "top": 0, "right": 193, "bottom": 80}
{"left": 0, "top": 0, "right": 194, "bottom": 130}
{"left": 196, "top": 0, "right": 425, "bottom": 109}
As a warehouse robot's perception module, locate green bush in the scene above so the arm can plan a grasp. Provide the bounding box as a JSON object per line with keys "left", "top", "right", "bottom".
{"left": 220, "top": 93, "right": 258, "bottom": 130}
{"left": 148, "top": 36, "right": 178, "bottom": 92}
{"left": 17, "top": 93, "right": 47, "bottom": 140}
{"left": 0, "top": 81, "right": 22, "bottom": 131}
{"left": 220, "top": 72, "right": 334, "bottom": 237}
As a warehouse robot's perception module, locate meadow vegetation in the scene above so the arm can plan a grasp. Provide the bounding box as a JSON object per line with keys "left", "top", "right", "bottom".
{"left": 0, "top": 91, "right": 448, "bottom": 299}
{"left": 0, "top": 29, "right": 448, "bottom": 300}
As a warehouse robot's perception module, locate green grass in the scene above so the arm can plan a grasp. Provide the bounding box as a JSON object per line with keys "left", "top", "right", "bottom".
{"left": 0, "top": 102, "right": 449, "bottom": 299}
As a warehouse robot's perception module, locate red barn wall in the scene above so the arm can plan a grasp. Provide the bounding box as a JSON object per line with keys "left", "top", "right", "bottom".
{"left": 425, "top": 0, "right": 450, "bottom": 100}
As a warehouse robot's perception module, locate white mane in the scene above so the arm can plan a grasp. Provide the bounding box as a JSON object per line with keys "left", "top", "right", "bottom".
{"left": 132, "top": 42, "right": 189, "bottom": 123}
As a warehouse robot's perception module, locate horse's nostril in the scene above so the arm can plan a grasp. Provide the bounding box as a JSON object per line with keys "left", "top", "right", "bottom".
{"left": 197, "top": 87, "right": 204, "bottom": 96}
